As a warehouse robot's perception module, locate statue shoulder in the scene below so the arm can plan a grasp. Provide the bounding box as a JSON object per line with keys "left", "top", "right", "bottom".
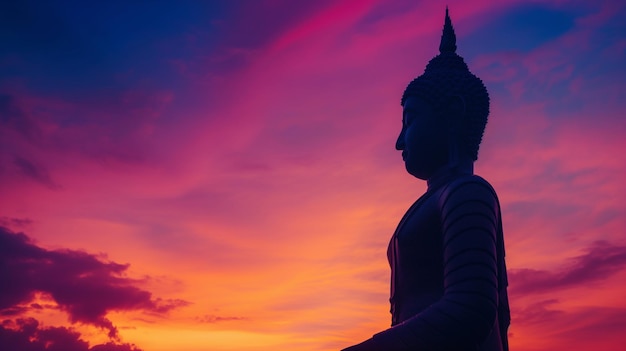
{"left": 437, "top": 174, "right": 499, "bottom": 211}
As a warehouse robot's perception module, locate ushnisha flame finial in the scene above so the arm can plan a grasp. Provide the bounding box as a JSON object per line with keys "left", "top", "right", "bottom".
{"left": 439, "top": 7, "right": 457, "bottom": 54}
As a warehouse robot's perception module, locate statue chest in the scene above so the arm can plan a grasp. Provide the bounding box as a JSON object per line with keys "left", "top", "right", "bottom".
{"left": 392, "top": 191, "right": 445, "bottom": 292}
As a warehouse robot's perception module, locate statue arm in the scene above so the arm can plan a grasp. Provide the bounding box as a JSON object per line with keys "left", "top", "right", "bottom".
{"left": 371, "top": 177, "right": 500, "bottom": 350}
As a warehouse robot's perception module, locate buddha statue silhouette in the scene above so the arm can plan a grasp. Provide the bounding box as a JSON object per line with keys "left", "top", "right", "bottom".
{"left": 342, "top": 9, "right": 510, "bottom": 351}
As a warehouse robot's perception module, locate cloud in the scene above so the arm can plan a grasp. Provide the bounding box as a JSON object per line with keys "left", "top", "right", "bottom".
{"left": 0, "top": 227, "right": 189, "bottom": 339}
{"left": 0, "top": 216, "right": 33, "bottom": 229}
{"left": 0, "top": 93, "right": 41, "bottom": 140}
{"left": 0, "top": 318, "right": 143, "bottom": 351}
{"left": 471, "top": 1, "right": 626, "bottom": 120}
{"left": 13, "top": 156, "right": 60, "bottom": 189}
{"left": 511, "top": 299, "right": 564, "bottom": 326}
{"left": 195, "top": 314, "right": 248, "bottom": 324}
{"left": 509, "top": 241, "right": 626, "bottom": 295}
{"left": 510, "top": 299, "right": 626, "bottom": 351}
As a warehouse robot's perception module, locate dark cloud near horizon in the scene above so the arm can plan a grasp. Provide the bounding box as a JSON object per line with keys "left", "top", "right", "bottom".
{"left": 0, "top": 318, "right": 143, "bottom": 351}
{"left": 0, "top": 227, "right": 189, "bottom": 339}
{"left": 509, "top": 240, "right": 626, "bottom": 295}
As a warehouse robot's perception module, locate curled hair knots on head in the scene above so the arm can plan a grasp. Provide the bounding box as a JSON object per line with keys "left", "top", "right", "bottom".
{"left": 402, "top": 73, "right": 489, "bottom": 160}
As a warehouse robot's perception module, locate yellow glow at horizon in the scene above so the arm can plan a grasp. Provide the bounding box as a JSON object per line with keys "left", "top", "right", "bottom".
{"left": 123, "top": 327, "right": 293, "bottom": 351}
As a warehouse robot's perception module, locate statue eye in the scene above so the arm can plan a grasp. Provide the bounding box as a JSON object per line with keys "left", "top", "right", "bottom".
{"left": 405, "top": 114, "right": 416, "bottom": 127}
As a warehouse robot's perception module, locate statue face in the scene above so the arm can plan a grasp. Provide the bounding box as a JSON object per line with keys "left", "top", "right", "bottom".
{"left": 396, "top": 96, "right": 449, "bottom": 180}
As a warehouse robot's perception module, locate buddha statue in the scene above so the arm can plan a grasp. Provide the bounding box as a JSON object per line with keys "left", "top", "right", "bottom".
{"left": 342, "top": 8, "right": 510, "bottom": 351}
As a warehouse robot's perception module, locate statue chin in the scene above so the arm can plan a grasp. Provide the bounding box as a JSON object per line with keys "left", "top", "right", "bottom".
{"left": 405, "top": 165, "right": 429, "bottom": 181}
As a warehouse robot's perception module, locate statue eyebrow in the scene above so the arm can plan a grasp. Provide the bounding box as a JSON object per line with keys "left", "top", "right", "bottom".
{"left": 403, "top": 109, "right": 418, "bottom": 123}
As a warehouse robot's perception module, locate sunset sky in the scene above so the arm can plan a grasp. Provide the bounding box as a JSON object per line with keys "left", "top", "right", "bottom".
{"left": 1, "top": 0, "right": 625, "bottom": 350}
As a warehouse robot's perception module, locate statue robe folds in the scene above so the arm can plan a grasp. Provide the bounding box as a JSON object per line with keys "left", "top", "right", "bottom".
{"left": 373, "top": 173, "right": 511, "bottom": 351}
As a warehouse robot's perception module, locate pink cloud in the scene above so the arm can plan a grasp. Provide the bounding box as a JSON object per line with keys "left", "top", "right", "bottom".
{"left": 508, "top": 241, "right": 626, "bottom": 295}
{"left": 510, "top": 300, "right": 626, "bottom": 351}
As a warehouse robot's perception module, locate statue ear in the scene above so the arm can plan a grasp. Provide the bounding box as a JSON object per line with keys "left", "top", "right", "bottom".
{"left": 445, "top": 95, "right": 465, "bottom": 155}
{"left": 443, "top": 95, "right": 465, "bottom": 132}
{"left": 444, "top": 95, "right": 474, "bottom": 161}
{"left": 446, "top": 95, "right": 465, "bottom": 124}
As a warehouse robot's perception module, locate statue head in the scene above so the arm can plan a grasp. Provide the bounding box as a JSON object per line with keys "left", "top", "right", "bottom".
{"left": 396, "top": 8, "right": 489, "bottom": 180}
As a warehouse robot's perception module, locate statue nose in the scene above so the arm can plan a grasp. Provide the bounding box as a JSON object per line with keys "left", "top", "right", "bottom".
{"left": 396, "top": 133, "right": 405, "bottom": 150}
